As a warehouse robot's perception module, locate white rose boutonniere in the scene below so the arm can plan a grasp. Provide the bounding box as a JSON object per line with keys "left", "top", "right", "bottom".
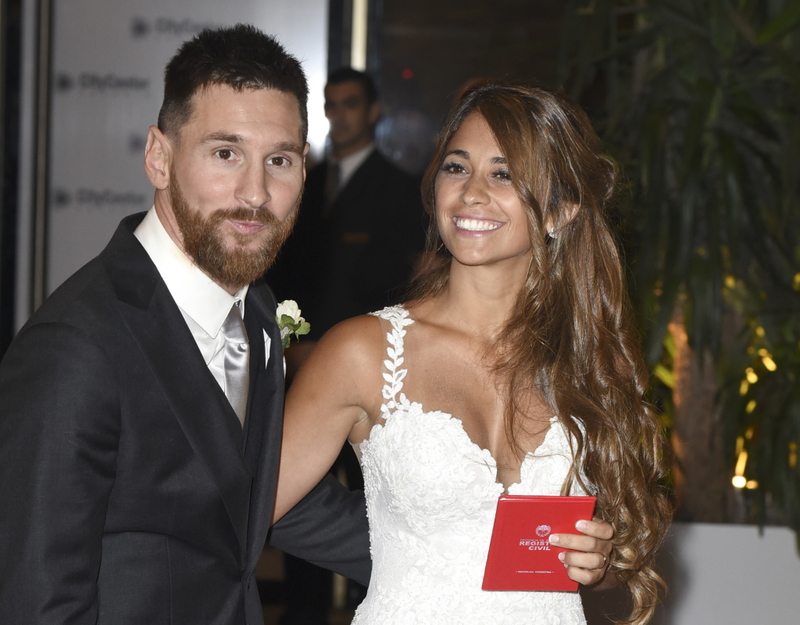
{"left": 276, "top": 300, "right": 310, "bottom": 350}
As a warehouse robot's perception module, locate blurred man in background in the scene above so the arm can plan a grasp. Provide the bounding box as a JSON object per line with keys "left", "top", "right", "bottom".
{"left": 268, "top": 67, "right": 425, "bottom": 625}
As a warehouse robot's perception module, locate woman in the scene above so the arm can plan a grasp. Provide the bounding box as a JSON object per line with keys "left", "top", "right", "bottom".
{"left": 273, "top": 80, "right": 672, "bottom": 624}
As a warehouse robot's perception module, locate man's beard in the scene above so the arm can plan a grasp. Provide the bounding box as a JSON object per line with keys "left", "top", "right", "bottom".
{"left": 169, "top": 173, "right": 299, "bottom": 289}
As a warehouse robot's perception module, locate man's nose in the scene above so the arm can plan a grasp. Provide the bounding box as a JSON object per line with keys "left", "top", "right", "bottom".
{"left": 236, "top": 161, "right": 270, "bottom": 209}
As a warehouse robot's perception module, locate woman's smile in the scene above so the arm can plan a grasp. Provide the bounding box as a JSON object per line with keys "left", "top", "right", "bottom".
{"left": 454, "top": 216, "right": 502, "bottom": 232}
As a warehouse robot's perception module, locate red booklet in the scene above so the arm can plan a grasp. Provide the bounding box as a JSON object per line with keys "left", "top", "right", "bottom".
{"left": 482, "top": 494, "right": 597, "bottom": 592}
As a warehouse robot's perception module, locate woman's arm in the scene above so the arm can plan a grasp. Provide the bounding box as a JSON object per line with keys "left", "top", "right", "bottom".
{"left": 271, "top": 315, "right": 385, "bottom": 524}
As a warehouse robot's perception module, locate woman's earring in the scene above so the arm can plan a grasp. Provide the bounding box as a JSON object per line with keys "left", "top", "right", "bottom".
{"left": 548, "top": 226, "right": 558, "bottom": 240}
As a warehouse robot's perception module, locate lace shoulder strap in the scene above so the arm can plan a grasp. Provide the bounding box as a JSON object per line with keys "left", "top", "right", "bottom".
{"left": 368, "top": 306, "right": 414, "bottom": 416}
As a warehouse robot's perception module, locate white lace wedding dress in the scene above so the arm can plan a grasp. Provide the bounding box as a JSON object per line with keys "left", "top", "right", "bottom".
{"left": 351, "top": 306, "right": 589, "bottom": 625}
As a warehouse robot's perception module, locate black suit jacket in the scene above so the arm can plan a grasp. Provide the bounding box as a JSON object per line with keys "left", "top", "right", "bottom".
{"left": 0, "top": 214, "right": 370, "bottom": 624}
{"left": 269, "top": 150, "right": 426, "bottom": 338}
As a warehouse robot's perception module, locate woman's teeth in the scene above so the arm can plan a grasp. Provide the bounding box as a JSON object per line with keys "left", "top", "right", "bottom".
{"left": 455, "top": 218, "right": 500, "bottom": 232}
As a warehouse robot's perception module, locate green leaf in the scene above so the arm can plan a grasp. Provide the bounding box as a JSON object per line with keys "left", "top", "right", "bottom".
{"left": 654, "top": 363, "right": 676, "bottom": 389}
{"left": 679, "top": 79, "right": 716, "bottom": 186}
{"left": 758, "top": 2, "right": 800, "bottom": 44}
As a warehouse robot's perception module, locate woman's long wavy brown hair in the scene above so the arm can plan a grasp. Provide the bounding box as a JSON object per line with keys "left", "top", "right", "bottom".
{"left": 412, "top": 80, "right": 672, "bottom": 625}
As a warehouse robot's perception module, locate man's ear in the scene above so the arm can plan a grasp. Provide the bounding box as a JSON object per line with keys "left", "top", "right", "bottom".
{"left": 368, "top": 102, "right": 382, "bottom": 126}
{"left": 302, "top": 142, "right": 310, "bottom": 184}
{"left": 144, "top": 126, "right": 172, "bottom": 190}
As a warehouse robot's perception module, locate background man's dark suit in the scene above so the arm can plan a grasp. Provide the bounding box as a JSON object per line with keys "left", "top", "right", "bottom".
{"left": 0, "top": 213, "right": 369, "bottom": 624}
{"left": 271, "top": 149, "right": 425, "bottom": 340}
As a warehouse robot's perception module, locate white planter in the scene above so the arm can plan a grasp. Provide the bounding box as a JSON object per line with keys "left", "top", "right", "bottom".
{"left": 582, "top": 522, "right": 800, "bottom": 624}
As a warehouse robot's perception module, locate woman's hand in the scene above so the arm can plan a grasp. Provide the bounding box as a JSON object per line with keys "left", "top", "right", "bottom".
{"left": 548, "top": 517, "right": 614, "bottom": 588}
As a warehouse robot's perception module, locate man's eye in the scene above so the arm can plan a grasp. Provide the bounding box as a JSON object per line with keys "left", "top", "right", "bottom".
{"left": 270, "top": 156, "right": 288, "bottom": 167}
{"left": 217, "top": 149, "right": 233, "bottom": 160}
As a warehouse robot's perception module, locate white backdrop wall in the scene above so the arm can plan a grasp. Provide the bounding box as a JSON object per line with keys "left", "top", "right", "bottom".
{"left": 16, "top": 0, "right": 329, "bottom": 325}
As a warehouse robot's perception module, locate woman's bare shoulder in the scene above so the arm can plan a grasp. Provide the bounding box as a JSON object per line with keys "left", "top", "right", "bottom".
{"left": 313, "top": 314, "right": 386, "bottom": 360}
{"left": 294, "top": 314, "right": 386, "bottom": 382}
{"left": 290, "top": 314, "right": 387, "bottom": 419}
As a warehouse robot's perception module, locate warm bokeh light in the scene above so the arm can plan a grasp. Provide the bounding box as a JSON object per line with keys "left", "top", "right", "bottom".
{"left": 746, "top": 367, "right": 758, "bottom": 384}
{"left": 758, "top": 349, "right": 777, "bottom": 371}
{"left": 732, "top": 475, "right": 747, "bottom": 488}
{"left": 735, "top": 450, "right": 748, "bottom": 476}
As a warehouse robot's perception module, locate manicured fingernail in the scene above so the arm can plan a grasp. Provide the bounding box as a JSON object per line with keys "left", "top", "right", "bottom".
{"left": 576, "top": 520, "right": 588, "bottom": 531}
{"left": 558, "top": 552, "right": 566, "bottom": 563}
{"left": 549, "top": 534, "right": 560, "bottom": 544}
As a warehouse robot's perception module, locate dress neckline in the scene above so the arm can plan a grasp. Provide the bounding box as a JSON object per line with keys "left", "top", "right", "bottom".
{"left": 369, "top": 305, "right": 566, "bottom": 493}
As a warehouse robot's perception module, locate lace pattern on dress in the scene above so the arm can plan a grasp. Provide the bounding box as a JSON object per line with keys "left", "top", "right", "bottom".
{"left": 369, "top": 305, "right": 414, "bottom": 418}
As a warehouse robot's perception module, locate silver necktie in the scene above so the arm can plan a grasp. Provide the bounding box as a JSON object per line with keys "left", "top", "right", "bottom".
{"left": 222, "top": 301, "right": 249, "bottom": 427}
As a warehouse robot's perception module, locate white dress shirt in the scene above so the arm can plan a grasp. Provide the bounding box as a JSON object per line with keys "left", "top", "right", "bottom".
{"left": 331, "top": 143, "right": 374, "bottom": 192}
{"left": 134, "top": 207, "right": 268, "bottom": 398}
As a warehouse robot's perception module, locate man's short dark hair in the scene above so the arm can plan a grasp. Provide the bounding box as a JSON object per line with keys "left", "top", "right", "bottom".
{"left": 158, "top": 24, "right": 309, "bottom": 141}
{"left": 326, "top": 67, "right": 378, "bottom": 105}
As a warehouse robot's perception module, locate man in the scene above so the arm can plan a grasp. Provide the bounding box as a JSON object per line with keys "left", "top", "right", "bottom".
{"left": 0, "top": 25, "right": 369, "bottom": 625}
{"left": 269, "top": 67, "right": 426, "bottom": 371}
{"left": 267, "top": 68, "right": 425, "bottom": 625}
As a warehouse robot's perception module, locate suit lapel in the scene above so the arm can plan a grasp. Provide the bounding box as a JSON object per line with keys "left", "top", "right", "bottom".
{"left": 103, "top": 215, "right": 252, "bottom": 552}
{"left": 241, "top": 281, "right": 285, "bottom": 568}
